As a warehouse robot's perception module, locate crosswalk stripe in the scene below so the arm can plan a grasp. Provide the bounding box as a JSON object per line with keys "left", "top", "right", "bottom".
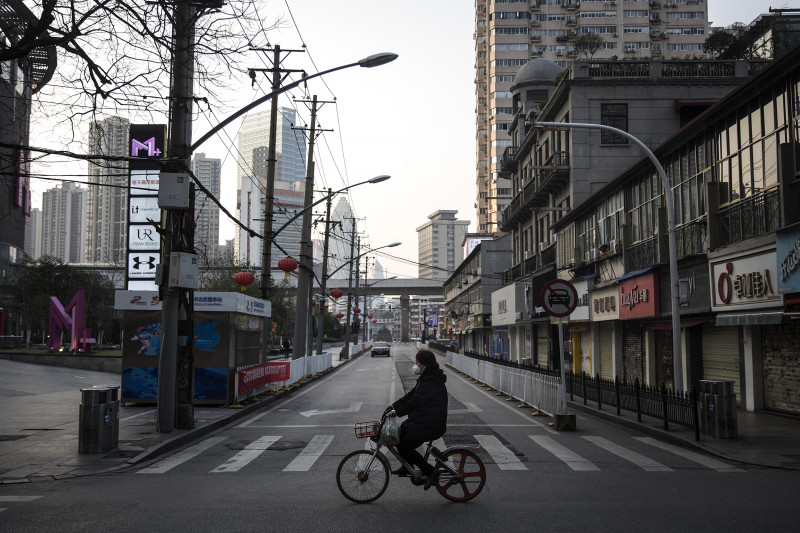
{"left": 530, "top": 435, "right": 600, "bottom": 471}
{"left": 0, "top": 496, "right": 42, "bottom": 502}
{"left": 138, "top": 437, "right": 227, "bottom": 474}
{"left": 582, "top": 436, "right": 673, "bottom": 472}
{"left": 474, "top": 434, "right": 528, "bottom": 470}
{"left": 210, "top": 436, "right": 282, "bottom": 473}
{"left": 634, "top": 437, "right": 743, "bottom": 472}
{"left": 283, "top": 435, "right": 334, "bottom": 472}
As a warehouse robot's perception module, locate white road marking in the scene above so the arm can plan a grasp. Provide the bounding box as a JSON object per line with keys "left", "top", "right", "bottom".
{"left": 474, "top": 434, "right": 528, "bottom": 470}
{"left": 283, "top": 435, "right": 335, "bottom": 471}
{"left": 210, "top": 436, "right": 281, "bottom": 473}
{"left": 121, "top": 409, "right": 156, "bottom": 421}
{"left": 299, "top": 402, "right": 362, "bottom": 418}
{"left": 530, "top": 435, "right": 600, "bottom": 471}
{"left": 0, "top": 496, "right": 42, "bottom": 502}
{"left": 449, "top": 402, "right": 483, "bottom": 414}
{"left": 137, "top": 437, "right": 226, "bottom": 474}
{"left": 634, "top": 437, "right": 744, "bottom": 472}
{"left": 582, "top": 436, "right": 672, "bottom": 472}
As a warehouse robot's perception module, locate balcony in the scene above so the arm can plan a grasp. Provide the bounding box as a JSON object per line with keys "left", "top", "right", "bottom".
{"left": 501, "top": 146, "right": 517, "bottom": 173}
{"left": 627, "top": 237, "right": 658, "bottom": 271}
{"left": 717, "top": 188, "right": 781, "bottom": 247}
{"left": 500, "top": 151, "right": 570, "bottom": 231}
{"left": 676, "top": 218, "right": 708, "bottom": 257}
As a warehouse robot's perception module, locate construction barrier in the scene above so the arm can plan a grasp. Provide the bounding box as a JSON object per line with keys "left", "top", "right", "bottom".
{"left": 445, "top": 351, "right": 560, "bottom": 416}
{"left": 234, "top": 351, "right": 333, "bottom": 405}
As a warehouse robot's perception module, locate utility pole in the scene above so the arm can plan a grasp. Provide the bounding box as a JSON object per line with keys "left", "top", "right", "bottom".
{"left": 353, "top": 238, "right": 362, "bottom": 347}
{"left": 157, "top": 0, "right": 197, "bottom": 432}
{"left": 342, "top": 227, "right": 359, "bottom": 360}
{"left": 292, "top": 95, "right": 333, "bottom": 359}
{"left": 316, "top": 189, "right": 335, "bottom": 354}
{"left": 256, "top": 45, "right": 304, "bottom": 362}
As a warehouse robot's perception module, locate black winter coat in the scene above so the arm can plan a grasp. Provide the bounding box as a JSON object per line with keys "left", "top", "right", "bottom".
{"left": 392, "top": 367, "right": 448, "bottom": 441}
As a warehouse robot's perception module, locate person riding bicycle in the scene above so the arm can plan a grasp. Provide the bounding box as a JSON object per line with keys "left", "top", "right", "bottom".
{"left": 386, "top": 349, "right": 448, "bottom": 490}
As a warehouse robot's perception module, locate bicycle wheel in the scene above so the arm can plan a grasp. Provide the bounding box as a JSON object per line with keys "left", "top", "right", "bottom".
{"left": 336, "top": 450, "right": 390, "bottom": 503}
{"left": 435, "top": 449, "right": 486, "bottom": 502}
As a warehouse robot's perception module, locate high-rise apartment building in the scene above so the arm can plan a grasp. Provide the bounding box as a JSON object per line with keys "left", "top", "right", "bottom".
{"left": 417, "top": 210, "right": 470, "bottom": 281}
{"left": 475, "top": 0, "right": 709, "bottom": 232}
{"left": 192, "top": 153, "right": 221, "bottom": 261}
{"left": 235, "top": 107, "right": 307, "bottom": 260}
{"left": 328, "top": 196, "right": 357, "bottom": 280}
{"left": 41, "top": 182, "right": 86, "bottom": 263}
{"left": 24, "top": 208, "right": 41, "bottom": 261}
{"left": 85, "top": 116, "right": 130, "bottom": 264}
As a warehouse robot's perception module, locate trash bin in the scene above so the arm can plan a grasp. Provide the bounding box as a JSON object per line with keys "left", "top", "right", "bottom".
{"left": 699, "top": 380, "right": 738, "bottom": 439}
{"left": 92, "top": 384, "right": 120, "bottom": 450}
{"left": 79, "top": 387, "right": 110, "bottom": 454}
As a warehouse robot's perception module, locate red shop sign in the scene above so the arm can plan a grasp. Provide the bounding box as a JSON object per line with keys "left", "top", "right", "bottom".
{"left": 618, "top": 272, "right": 659, "bottom": 319}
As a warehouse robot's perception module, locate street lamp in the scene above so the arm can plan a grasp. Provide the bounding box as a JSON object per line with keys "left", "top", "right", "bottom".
{"left": 531, "top": 120, "right": 683, "bottom": 391}
{"left": 189, "top": 54, "right": 398, "bottom": 153}
{"left": 339, "top": 242, "right": 401, "bottom": 359}
{"left": 291, "top": 177, "right": 393, "bottom": 360}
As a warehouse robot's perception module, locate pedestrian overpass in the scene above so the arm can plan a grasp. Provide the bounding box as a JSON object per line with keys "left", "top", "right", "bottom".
{"left": 314, "top": 278, "right": 444, "bottom": 340}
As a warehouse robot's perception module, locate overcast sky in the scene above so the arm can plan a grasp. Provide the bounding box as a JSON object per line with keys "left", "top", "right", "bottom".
{"left": 30, "top": 0, "right": 783, "bottom": 279}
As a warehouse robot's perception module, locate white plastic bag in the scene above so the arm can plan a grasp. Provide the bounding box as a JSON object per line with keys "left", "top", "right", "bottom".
{"left": 380, "top": 415, "right": 400, "bottom": 445}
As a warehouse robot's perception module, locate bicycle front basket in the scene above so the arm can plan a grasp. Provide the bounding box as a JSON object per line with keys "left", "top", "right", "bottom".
{"left": 354, "top": 421, "right": 380, "bottom": 439}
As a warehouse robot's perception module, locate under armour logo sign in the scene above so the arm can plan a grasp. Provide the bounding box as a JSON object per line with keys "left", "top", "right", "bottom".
{"left": 133, "top": 256, "right": 156, "bottom": 270}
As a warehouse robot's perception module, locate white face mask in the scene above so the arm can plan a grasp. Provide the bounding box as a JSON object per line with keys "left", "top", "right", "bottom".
{"left": 411, "top": 363, "right": 421, "bottom": 375}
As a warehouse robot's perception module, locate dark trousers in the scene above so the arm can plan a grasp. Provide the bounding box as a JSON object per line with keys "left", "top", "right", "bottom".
{"left": 397, "top": 424, "right": 434, "bottom": 475}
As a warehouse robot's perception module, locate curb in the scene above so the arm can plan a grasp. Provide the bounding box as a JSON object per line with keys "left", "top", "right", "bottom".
{"left": 0, "top": 350, "right": 363, "bottom": 484}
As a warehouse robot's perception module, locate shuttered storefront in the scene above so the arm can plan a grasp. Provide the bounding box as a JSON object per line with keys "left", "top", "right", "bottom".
{"left": 762, "top": 322, "right": 800, "bottom": 415}
{"left": 702, "top": 325, "right": 740, "bottom": 401}
{"left": 623, "top": 322, "right": 644, "bottom": 384}
{"left": 599, "top": 323, "right": 614, "bottom": 381}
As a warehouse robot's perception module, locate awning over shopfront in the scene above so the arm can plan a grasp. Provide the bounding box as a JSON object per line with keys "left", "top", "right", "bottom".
{"left": 645, "top": 317, "right": 711, "bottom": 329}
{"left": 715, "top": 312, "right": 784, "bottom": 326}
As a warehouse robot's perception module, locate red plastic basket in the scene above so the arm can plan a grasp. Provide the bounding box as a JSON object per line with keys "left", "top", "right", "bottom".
{"left": 354, "top": 421, "right": 380, "bottom": 439}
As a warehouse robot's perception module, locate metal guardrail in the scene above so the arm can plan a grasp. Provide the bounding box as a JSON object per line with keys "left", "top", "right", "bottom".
{"left": 446, "top": 352, "right": 561, "bottom": 416}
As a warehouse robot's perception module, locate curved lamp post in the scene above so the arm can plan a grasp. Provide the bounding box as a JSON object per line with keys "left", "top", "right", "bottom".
{"left": 531, "top": 120, "right": 682, "bottom": 392}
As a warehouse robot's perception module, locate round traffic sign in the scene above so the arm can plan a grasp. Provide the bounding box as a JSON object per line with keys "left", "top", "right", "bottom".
{"left": 540, "top": 279, "right": 578, "bottom": 317}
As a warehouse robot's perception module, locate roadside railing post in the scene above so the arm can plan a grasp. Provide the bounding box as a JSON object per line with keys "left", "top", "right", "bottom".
{"left": 582, "top": 371, "right": 587, "bottom": 405}
{"left": 692, "top": 384, "right": 700, "bottom": 441}
{"left": 596, "top": 373, "right": 602, "bottom": 410}
{"left": 635, "top": 377, "right": 642, "bottom": 423}
{"left": 661, "top": 382, "right": 669, "bottom": 431}
{"left": 615, "top": 375, "right": 621, "bottom": 416}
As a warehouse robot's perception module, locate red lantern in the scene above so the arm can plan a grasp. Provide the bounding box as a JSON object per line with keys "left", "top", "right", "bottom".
{"left": 372, "top": 319, "right": 377, "bottom": 324}
{"left": 278, "top": 257, "right": 298, "bottom": 279}
{"left": 336, "top": 313, "right": 344, "bottom": 319}
{"left": 367, "top": 314, "right": 373, "bottom": 319}
{"left": 330, "top": 288, "right": 343, "bottom": 300}
{"left": 353, "top": 307, "right": 361, "bottom": 314}
{"left": 311, "top": 301, "right": 316, "bottom": 307}
{"left": 233, "top": 271, "right": 255, "bottom": 292}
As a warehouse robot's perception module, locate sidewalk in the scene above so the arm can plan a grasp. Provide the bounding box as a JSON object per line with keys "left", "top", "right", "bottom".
{"left": 0, "top": 348, "right": 358, "bottom": 485}
{"left": 567, "top": 398, "right": 800, "bottom": 470}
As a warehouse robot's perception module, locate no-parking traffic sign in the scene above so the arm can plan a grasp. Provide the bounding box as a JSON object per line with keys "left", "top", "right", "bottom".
{"left": 540, "top": 279, "right": 578, "bottom": 317}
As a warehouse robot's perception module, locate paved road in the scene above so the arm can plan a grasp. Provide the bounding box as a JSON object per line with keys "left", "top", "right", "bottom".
{"left": 1, "top": 344, "right": 797, "bottom": 532}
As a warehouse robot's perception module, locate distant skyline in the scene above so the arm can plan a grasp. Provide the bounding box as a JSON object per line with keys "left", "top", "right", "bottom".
{"left": 28, "top": 0, "right": 781, "bottom": 279}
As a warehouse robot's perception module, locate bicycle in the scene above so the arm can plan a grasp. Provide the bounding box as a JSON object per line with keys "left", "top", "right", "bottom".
{"left": 336, "top": 412, "right": 487, "bottom": 503}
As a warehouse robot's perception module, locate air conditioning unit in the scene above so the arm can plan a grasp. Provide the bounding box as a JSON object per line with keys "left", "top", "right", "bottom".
{"left": 556, "top": 51, "right": 563, "bottom": 56}
{"left": 515, "top": 312, "right": 523, "bottom": 320}
{"left": 524, "top": 250, "right": 534, "bottom": 260}
{"left": 539, "top": 241, "right": 548, "bottom": 252}
{"left": 585, "top": 251, "right": 591, "bottom": 263}
{"left": 609, "top": 239, "right": 618, "bottom": 254}
{"left": 590, "top": 249, "right": 599, "bottom": 261}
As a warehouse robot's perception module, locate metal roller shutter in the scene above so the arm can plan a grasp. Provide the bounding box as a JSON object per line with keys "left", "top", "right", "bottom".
{"left": 702, "top": 325, "right": 740, "bottom": 400}
{"left": 599, "top": 324, "right": 614, "bottom": 381}
{"left": 762, "top": 323, "right": 800, "bottom": 415}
